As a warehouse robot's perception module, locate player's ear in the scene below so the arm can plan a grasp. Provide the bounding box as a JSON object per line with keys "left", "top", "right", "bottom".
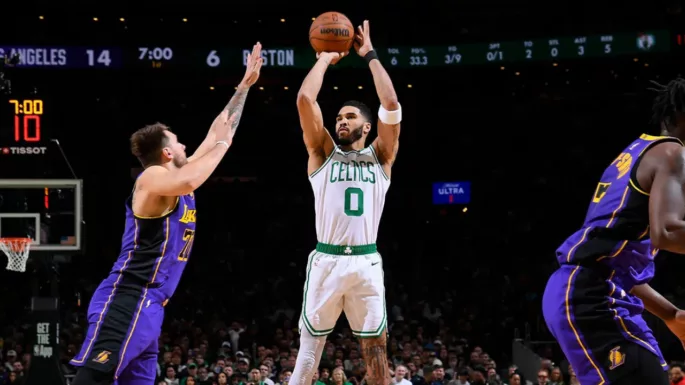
{"left": 363, "top": 122, "right": 372, "bottom": 134}
{"left": 162, "top": 147, "right": 173, "bottom": 159}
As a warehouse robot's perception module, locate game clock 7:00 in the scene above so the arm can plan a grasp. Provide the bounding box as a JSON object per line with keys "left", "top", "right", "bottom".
{"left": 0, "top": 30, "right": 669, "bottom": 70}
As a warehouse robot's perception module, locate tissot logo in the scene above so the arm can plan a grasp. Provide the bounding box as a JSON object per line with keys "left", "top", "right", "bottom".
{"left": 1, "top": 147, "right": 48, "bottom": 155}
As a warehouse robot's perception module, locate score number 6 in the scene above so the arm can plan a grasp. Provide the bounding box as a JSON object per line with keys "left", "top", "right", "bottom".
{"left": 206, "top": 50, "right": 221, "bottom": 67}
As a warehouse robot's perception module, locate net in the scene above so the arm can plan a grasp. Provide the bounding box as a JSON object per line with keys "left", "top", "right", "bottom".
{"left": 0, "top": 238, "right": 32, "bottom": 272}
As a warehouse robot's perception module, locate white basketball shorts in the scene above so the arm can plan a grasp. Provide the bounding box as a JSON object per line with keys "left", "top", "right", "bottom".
{"left": 298, "top": 246, "right": 387, "bottom": 338}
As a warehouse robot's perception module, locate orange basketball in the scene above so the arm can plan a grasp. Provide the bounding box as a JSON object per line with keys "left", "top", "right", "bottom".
{"left": 309, "top": 12, "right": 355, "bottom": 54}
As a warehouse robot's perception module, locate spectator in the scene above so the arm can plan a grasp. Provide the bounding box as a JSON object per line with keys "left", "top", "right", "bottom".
{"left": 535, "top": 369, "right": 548, "bottom": 385}
{"left": 470, "top": 367, "right": 487, "bottom": 385}
{"left": 508, "top": 370, "right": 525, "bottom": 385}
{"left": 3, "top": 351, "right": 16, "bottom": 372}
{"left": 312, "top": 368, "right": 326, "bottom": 385}
{"left": 260, "top": 364, "right": 276, "bottom": 385}
{"left": 671, "top": 363, "right": 685, "bottom": 385}
{"left": 449, "top": 369, "right": 470, "bottom": 385}
{"left": 548, "top": 367, "right": 563, "bottom": 385}
{"left": 486, "top": 367, "right": 501, "bottom": 385}
{"left": 165, "top": 366, "right": 180, "bottom": 385}
{"left": 393, "top": 365, "right": 412, "bottom": 385}
{"left": 331, "top": 367, "right": 352, "bottom": 385}
{"left": 566, "top": 365, "right": 579, "bottom": 385}
{"left": 182, "top": 363, "right": 199, "bottom": 384}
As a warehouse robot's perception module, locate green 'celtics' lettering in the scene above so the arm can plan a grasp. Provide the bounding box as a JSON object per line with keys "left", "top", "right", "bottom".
{"left": 329, "top": 161, "right": 376, "bottom": 184}
{"left": 344, "top": 187, "right": 364, "bottom": 216}
{"left": 365, "top": 161, "right": 376, "bottom": 184}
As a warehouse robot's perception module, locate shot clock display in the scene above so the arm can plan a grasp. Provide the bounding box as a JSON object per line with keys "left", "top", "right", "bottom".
{"left": 10, "top": 99, "right": 43, "bottom": 143}
{"left": 1, "top": 98, "right": 49, "bottom": 156}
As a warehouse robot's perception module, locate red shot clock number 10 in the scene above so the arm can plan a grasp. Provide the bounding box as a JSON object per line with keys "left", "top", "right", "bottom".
{"left": 9, "top": 99, "right": 43, "bottom": 143}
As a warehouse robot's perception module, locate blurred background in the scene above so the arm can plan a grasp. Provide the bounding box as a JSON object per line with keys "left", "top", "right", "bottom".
{"left": 1, "top": 1, "right": 685, "bottom": 384}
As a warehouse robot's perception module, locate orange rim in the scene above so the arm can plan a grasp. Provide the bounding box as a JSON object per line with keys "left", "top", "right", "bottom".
{"left": 0, "top": 238, "right": 32, "bottom": 252}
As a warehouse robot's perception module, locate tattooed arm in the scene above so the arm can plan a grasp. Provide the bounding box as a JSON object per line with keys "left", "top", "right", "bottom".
{"left": 188, "top": 42, "right": 263, "bottom": 162}
{"left": 188, "top": 86, "right": 249, "bottom": 162}
{"left": 360, "top": 333, "right": 390, "bottom": 385}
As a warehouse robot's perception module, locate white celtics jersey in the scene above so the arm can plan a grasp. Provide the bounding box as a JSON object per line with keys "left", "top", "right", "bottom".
{"left": 309, "top": 145, "right": 391, "bottom": 246}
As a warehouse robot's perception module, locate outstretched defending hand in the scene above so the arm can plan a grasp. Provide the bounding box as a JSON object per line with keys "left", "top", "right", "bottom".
{"left": 354, "top": 20, "right": 374, "bottom": 57}
{"left": 241, "top": 42, "right": 264, "bottom": 87}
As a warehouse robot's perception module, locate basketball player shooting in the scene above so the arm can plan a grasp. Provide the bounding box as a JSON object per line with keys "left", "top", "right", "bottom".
{"left": 542, "top": 78, "right": 685, "bottom": 385}
{"left": 69, "top": 43, "right": 263, "bottom": 385}
{"left": 292, "top": 20, "right": 400, "bottom": 385}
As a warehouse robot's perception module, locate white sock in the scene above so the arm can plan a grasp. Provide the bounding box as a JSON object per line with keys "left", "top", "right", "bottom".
{"left": 290, "top": 330, "right": 326, "bottom": 385}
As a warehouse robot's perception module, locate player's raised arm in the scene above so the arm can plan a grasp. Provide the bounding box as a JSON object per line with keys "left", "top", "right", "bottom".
{"left": 296, "top": 53, "right": 340, "bottom": 160}
{"left": 355, "top": 20, "right": 401, "bottom": 169}
{"left": 188, "top": 42, "right": 263, "bottom": 162}
{"left": 139, "top": 111, "right": 239, "bottom": 196}
{"left": 648, "top": 142, "right": 685, "bottom": 253}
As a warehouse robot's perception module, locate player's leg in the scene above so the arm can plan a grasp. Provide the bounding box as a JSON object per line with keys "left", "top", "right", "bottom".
{"left": 292, "top": 251, "right": 344, "bottom": 385}
{"left": 290, "top": 329, "right": 327, "bottom": 385}
{"left": 74, "top": 289, "right": 162, "bottom": 385}
{"left": 543, "top": 265, "right": 613, "bottom": 384}
{"left": 542, "top": 265, "right": 668, "bottom": 385}
{"left": 113, "top": 298, "right": 164, "bottom": 385}
{"left": 606, "top": 341, "right": 669, "bottom": 385}
{"left": 71, "top": 366, "right": 114, "bottom": 385}
{"left": 345, "top": 253, "right": 388, "bottom": 385}
{"left": 115, "top": 337, "right": 159, "bottom": 385}
{"left": 70, "top": 288, "right": 147, "bottom": 382}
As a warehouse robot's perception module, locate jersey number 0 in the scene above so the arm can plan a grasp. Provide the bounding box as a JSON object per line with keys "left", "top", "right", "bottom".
{"left": 344, "top": 187, "right": 364, "bottom": 217}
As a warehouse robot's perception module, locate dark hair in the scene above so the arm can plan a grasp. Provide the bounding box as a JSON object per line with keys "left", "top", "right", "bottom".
{"left": 510, "top": 369, "right": 526, "bottom": 383}
{"left": 342, "top": 100, "right": 373, "bottom": 124}
{"left": 130, "top": 123, "right": 170, "bottom": 167}
{"left": 649, "top": 78, "right": 685, "bottom": 132}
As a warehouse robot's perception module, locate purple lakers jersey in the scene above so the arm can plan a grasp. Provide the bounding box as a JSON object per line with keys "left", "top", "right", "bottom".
{"left": 106, "top": 190, "right": 197, "bottom": 301}
{"left": 556, "top": 134, "right": 683, "bottom": 289}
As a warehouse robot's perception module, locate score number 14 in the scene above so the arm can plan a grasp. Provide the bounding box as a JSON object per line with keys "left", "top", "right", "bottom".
{"left": 85, "top": 50, "right": 112, "bottom": 67}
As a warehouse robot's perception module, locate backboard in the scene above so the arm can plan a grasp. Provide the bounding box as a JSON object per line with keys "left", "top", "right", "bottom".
{"left": 0, "top": 179, "right": 82, "bottom": 252}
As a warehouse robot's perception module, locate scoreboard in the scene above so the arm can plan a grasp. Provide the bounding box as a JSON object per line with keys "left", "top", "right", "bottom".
{"left": 0, "top": 30, "right": 669, "bottom": 70}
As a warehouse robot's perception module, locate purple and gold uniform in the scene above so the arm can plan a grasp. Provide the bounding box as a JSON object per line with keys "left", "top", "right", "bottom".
{"left": 542, "top": 134, "right": 682, "bottom": 384}
{"left": 70, "top": 189, "right": 196, "bottom": 384}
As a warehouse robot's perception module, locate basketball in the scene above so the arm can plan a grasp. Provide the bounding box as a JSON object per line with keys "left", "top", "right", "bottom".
{"left": 309, "top": 12, "right": 355, "bottom": 54}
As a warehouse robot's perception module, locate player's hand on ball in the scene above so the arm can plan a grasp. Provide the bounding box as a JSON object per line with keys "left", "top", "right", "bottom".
{"left": 354, "top": 20, "right": 373, "bottom": 57}
{"left": 241, "top": 42, "right": 264, "bottom": 87}
{"left": 316, "top": 51, "right": 346, "bottom": 65}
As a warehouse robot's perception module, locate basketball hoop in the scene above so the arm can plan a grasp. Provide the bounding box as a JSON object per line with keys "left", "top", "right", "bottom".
{"left": 0, "top": 238, "right": 32, "bottom": 272}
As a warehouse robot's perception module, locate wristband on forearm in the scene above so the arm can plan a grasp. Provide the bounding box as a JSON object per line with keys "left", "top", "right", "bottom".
{"left": 364, "top": 50, "right": 378, "bottom": 64}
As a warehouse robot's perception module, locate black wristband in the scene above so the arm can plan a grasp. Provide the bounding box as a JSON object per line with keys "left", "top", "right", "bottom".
{"left": 363, "top": 50, "right": 379, "bottom": 64}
